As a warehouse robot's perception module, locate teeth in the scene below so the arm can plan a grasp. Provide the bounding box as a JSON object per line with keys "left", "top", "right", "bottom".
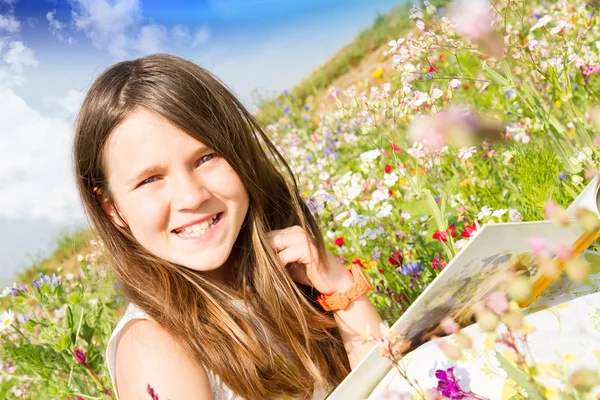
{"left": 176, "top": 215, "right": 218, "bottom": 236}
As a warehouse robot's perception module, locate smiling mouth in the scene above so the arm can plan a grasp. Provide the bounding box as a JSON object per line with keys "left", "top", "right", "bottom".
{"left": 172, "top": 212, "right": 223, "bottom": 237}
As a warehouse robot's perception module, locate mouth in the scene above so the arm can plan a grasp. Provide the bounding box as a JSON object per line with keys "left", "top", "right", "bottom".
{"left": 172, "top": 212, "right": 224, "bottom": 241}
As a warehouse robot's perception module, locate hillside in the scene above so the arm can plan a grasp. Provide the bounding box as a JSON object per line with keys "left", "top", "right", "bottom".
{"left": 10, "top": 1, "right": 417, "bottom": 287}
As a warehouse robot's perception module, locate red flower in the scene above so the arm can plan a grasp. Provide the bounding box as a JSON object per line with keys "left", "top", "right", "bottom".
{"left": 352, "top": 259, "right": 364, "bottom": 267}
{"left": 438, "top": 54, "right": 445, "bottom": 60}
{"left": 461, "top": 222, "right": 479, "bottom": 238}
{"left": 334, "top": 237, "right": 344, "bottom": 246}
{"left": 388, "top": 251, "right": 403, "bottom": 266}
{"left": 464, "top": 83, "right": 470, "bottom": 89}
{"left": 73, "top": 348, "right": 87, "bottom": 365}
{"left": 378, "top": 268, "right": 385, "bottom": 274}
{"left": 390, "top": 143, "right": 402, "bottom": 153}
{"left": 432, "top": 225, "right": 457, "bottom": 243}
{"left": 428, "top": 66, "right": 436, "bottom": 73}
{"left": 384, "top": 164, "right": 392, "bottom": 173}
{"left": 388, "top": 190, "right": 394, "bottom": 197}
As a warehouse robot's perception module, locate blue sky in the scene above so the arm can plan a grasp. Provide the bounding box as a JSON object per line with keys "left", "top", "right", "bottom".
{"left": 0, "top": 0, "right": 403, "bottom": 286}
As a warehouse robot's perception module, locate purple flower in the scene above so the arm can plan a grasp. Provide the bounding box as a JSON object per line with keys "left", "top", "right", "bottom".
{"left": 397, "top": 261, "right": 423, "bottom": 276}
{"left": 32, "top": 279, "right": 40, "bottom": 291}
{"left": 435, "top": 367, "right": 463, "bottom": 399}
{"left": 50, "top": 273, "right": 60, "bottom": 288}
{"left": 10, "top": 287, "right": 19, "bottom": 297}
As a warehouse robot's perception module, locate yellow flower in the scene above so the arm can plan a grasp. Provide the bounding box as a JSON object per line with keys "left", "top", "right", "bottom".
{"left": 372, "top": 68, "right": 383, "bottom": 78}
{"left": 460, "top": 177, "right": 473, "bottom": 187}
{"left": 555, "top": 100, "right": 561, "bottom": 107}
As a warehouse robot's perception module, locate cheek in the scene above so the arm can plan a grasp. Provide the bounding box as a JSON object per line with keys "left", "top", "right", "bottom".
{"left": 126, "top": 197, "right": 169, "bottom": 233}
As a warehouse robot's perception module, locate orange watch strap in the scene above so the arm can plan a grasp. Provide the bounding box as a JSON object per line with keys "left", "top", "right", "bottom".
{"left": 317, "top": 263, "right": 372, "bottom": 311}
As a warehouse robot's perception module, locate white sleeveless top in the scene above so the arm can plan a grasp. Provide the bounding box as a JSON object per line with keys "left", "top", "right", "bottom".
{"left": 105, "top": 301, "right": 333, "bottom": 399}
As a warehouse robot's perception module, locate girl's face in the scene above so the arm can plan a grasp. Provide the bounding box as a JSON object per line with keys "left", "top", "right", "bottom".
{"left": 102, "top": 108, "right": 250, "bottom": 283}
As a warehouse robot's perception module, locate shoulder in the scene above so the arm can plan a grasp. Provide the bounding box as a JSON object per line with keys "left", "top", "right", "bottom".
{"left": 115, "top": 318, "right": 214, "bottom": 399}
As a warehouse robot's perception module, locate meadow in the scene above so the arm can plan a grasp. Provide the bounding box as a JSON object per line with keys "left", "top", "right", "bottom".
{"left": 1, "top": 0, "right": 600, "bottom": 398}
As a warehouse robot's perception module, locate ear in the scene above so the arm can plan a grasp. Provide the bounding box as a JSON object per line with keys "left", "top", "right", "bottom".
{"left": 94, "top": 187, "right": 127, "bottom": 228}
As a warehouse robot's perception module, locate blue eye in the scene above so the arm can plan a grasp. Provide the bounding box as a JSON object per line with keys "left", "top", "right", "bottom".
{"left": 196, "top": 153, "right": 217, "bottom": 167}
{"left": 137, "top": 153, "right": 218, "bottom": 188}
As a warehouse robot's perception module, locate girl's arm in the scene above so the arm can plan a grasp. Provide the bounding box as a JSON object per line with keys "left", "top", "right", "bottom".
{"left": 325, "top": 253, "right": 384, "bottom": 369}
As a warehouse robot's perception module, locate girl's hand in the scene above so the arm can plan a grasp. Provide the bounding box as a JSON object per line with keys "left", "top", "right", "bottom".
{"left": 265, "top": 225, "right": 354, "bottom": 295}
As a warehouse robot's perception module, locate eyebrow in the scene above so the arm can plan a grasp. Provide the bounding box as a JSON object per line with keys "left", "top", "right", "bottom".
{"left": 125, "top": 144, "right": 209, "bottom": 186}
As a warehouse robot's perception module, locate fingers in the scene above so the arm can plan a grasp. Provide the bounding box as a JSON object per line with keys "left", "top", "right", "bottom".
{"left": 265, "top": 225, "right": 307, "bottom": 252}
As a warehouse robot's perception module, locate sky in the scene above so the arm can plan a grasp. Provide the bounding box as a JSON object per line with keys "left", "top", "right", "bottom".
{"left": 0, "top": 0, "right": 402, "bottom": 286}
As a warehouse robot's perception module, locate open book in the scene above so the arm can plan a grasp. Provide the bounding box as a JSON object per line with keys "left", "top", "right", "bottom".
{"left": 326, "top": 175, "right": 600, "bottom": 400}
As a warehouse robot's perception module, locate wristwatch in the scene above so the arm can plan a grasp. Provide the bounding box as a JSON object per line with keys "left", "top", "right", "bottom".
{"left": 317, "top": 263, "right": 372, "bottom": 311}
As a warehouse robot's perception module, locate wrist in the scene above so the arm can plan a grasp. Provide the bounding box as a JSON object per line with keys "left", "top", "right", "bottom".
{"left": 322, "top": 268, "right": 354, "bottom": 295}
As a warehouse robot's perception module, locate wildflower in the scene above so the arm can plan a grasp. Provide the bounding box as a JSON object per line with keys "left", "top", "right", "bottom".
{"left": 388, "top": 251, "right": 403, "bottom": 266}
{"left": 530, "top": 15, "right": 552, "bottom": 32}
{"left": 457, "top": 146, "right": 476, "bottom": 160}
{"left": 334, "top": 237, "right": 344, "bottom": 247}
{"left": 0, "top": 286, "right": 12, "bottom": 297}
{"left": 491, "top": 209, "right": 507, "bottom": 219}
{"left": 0, "top": 310, "right": 14, "bottom": 332}
{"left": 73, "top": 348, "right": 87, "bottom": 365}
{"left": 431, "top": 256, "right": 446, "bottom": 270}
{"left": 476, "top": 206, "right": 493, "bottom": 220}
{"left": 433, "top": 225, "right": 457, "bottom": 242}
{"left": 544, "top": 200, "right": 571, "bottom": 226}
{"left": 484, "top": 292, "right": 509, "bottom": 315}
{"left": 508, "top": 208, "right": 522, "bottom": 222}
{"left": 372, "top": 68, "right": 383, "bottom": 78}
{"left": 398, "top": 261, "right": 423, "bottom": 276}
{"left": 440, "top": 316, "right": 460, "bottom": 335}
{"left": 435, "top": 367, "right": 481, "bottom": 399}
{"left": 401, "top": 210, "right": 411, "bottom": 220}
{"left": 372, "top": 247, "right": 381, "bottom": 260}
{"left": 376, "top": 202, "right": 393, "bottom": 218}
{"left": 449, "top": 78, "right": 461, "bottom": 89}
{"left": 550, "top": 20, "right": 570, "bottom": 35}
{"left": 388, "top": 38, "right": 405, "bottom": 53}
{"left": 390, "top": 142, "right": 402, "bottom": 153}
{"left": 461, "top": 221, "right": 480, "bottom": 238}
{"left": 384, "top": 164, "right": 392, "bottom": 173}
{"left": 384, "top": 172, "right": 399, "bottom": 187}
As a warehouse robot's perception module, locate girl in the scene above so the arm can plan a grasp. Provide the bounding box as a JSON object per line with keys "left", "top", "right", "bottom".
{"left": 72, "top": 53, "right": 383, "bottom": 400}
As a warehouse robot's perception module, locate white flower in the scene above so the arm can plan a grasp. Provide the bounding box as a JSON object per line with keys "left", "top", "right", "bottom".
{"left": 449, "top": 78, "right": 461, "bottom": 89}
{"left": 66, "top": 273, "right": 75, "bottom": 280}
{"left": 457, "top": 146, "right": 477, "bottom": 160}
{"left": 477, "top": 206, "right": 494, "bottom": 220}
{"left": 359, "top": 149, "right": 382, "bottom": 163}
{"left": 526, "top": 40, "right": 539, "bottom": 50}
{"left": 384, "top": 172, "right": 399, "bottom": 187}
{"left": 455, "top": 239, "right": 468, "bottom": 251}
{"left": 0, "top": 310, "right": 14, "bottom": 332}
{"left": 432, "top": 88, "right": 444, "bottom": 99}
{"left": 550, "top": 20, "right": 569, "bottom": 35}
{"left": 416, "top": 20, "right": 425, "bottom": 31}
{"left": 318, "top": 171, "right": 330, "bottom": 181}
{"left": 401, "top": 210, "right": 411, "bottom": 220}
{"left": 412, "top": 91, "right": 429, "bottom": 107}
{"left": 492, "top": 209, "right": 508, "bottom": 219}
{"left": 530, "top": 15, "right": 551, "bottom": 32}
{"left": 77, "top": 254, "right": 84, "bottom": 262}
{"left": 410, "top": 6, "right": 424, "bottom": 20}
{"left": 388, "top": 38, "right": 405, "bottom": 52}
{"left": 0, "top": 286, "right": 12, "bottom": 298}
{"left": 376, "top": 202, "right": 393, "bottom": 218}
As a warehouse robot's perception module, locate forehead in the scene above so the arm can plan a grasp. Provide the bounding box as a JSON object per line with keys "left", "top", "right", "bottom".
{"left": 103, "top": 109, "right": 205, "bottom": 178}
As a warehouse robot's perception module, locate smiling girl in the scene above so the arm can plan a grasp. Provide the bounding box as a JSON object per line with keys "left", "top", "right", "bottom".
{"left": 73, "top": 53, "right": 383, "bottom": 400}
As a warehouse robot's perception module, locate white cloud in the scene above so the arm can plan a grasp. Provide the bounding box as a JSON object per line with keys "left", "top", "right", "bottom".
{"left": 26, "top": 17, "right": 37, "bottom": 28}
{"left": 47, "top": 10, "right": 76, "bottom": 44}
{"left": 68, "top": 0, "right": 209, "bottom": 57}
{"left": 69, "top": 0, "right": 141, "bottom": 58}
{"left": 135, "top": 23, "right": 167, "bottom": 53}
{"left": 3, "top": 41, "right": 37, "bottom": 73}
{"left": 0, "top": 14, "right": 20, "bottom": 33}
{"left": 0, "top": 89, "right": 83, "bottom": 222}
{"left": 192, "top": 26, "right": 210, "bottom": 47}
{"left": 42, "top": 88, "right": 85, "bottom": 119}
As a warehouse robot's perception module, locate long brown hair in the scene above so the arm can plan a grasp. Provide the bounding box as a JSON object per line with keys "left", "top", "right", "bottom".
{"left": 73, "top": 53, "right": 350, "bottom": 399}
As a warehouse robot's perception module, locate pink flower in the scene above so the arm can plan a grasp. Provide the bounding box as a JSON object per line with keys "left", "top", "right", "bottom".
{"left": 484, "top": 291, "right": 509, "bottom": 315}
{"left": 334, "top": 237, "right": 344, "bottom": 247}
{"left": 527, "top": 235, "right": 552, "bottom": 259}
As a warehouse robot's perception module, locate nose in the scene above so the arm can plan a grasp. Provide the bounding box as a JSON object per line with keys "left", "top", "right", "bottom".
{"left": 170, "top": 170, "right": 210, "bottom": 211}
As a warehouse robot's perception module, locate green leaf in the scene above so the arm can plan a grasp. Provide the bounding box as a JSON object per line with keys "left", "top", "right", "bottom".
{"left": 496, "top": 352, "right": 545, "bottom": 400}
{"left": 486, "top": 68, "right": 512, "bottom": 86}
